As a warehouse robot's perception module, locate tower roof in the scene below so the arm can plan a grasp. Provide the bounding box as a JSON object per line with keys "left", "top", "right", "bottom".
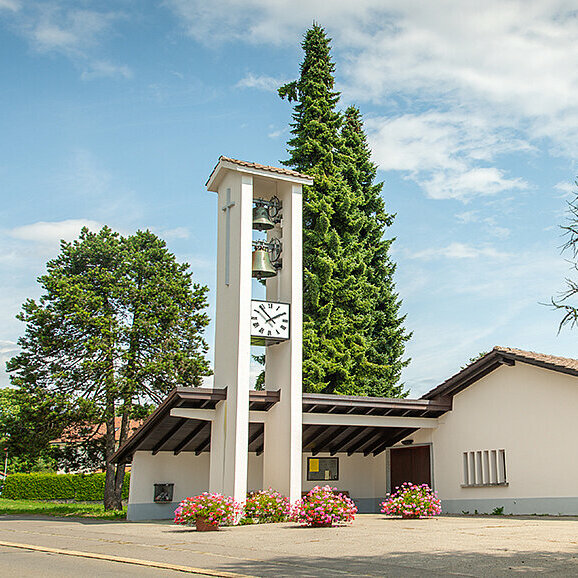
{"left": 206, "top": 156, "right": 314, "bottom": 191}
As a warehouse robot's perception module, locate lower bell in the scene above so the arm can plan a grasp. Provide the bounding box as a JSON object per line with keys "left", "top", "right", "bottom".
{"left": 252, "top": 248, "right": 277, "bottom": 279}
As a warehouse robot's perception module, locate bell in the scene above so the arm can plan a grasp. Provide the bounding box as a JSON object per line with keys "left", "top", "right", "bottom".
{"left": 252, "top": 248, "right": 277, "bottom": 279}
{"left": 252, "top": 205, "right": 275, "bottom": 231}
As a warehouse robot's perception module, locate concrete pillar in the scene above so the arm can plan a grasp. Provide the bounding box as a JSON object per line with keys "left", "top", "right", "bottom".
{"left": 263, "top": 183, "right": 303, "bottom": 503}
{"left": 210, "top": 172, "right": 252, "bottom": 504}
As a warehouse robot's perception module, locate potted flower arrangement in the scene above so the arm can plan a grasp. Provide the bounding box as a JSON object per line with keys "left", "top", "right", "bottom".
{"left": 380, "top": 482, "right": 442, "bottom": 519}
{"left": 243, "top": 488, "right": 290, "bottom": 524}
{"left": 174, "top": 492, "right": 241, "bottom": 531}
{"left": 291, "top": 485, "right": 357, "bottom": 527}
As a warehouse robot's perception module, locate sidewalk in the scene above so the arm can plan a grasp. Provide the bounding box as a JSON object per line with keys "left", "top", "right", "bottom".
{"left": 1, "top": 514, "right": 578, "bottom": 576}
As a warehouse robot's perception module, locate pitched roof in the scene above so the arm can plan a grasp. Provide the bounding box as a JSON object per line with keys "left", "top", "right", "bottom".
{"left": 422, "top": 346, "right": 578, "bottom": 400}
{"left": 206, "top": 156, "right": 314, "bottom": 189}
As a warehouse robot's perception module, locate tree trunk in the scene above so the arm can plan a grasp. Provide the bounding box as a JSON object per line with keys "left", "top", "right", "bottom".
{"left": 112, "top": 405, "right": 131, "bottom": 506}
{"left": 103, "top": 402, "right": 121, "bottom": 510}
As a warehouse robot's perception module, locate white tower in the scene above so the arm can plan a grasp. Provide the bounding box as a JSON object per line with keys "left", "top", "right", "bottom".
{"left": 206, "top": 157, "right": 313, "bottom": 504}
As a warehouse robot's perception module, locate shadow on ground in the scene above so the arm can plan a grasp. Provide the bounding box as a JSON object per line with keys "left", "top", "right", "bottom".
{"left": 217, "top": 550, "right": 578, "bottom": 577}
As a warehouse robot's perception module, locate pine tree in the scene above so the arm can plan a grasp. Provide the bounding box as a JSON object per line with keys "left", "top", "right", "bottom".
{"left": 340, "top": 106, "right": 410, "bottom": 396}
{"left": 279, "top": 25, "right": 410, "bottom": 396}
{"left": 7, "top": 227, "right": 211, "bottom": 508}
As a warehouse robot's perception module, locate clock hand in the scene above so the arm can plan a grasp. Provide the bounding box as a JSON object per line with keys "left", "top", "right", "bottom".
{"left": 268, "top": 312, "right": 287, "bottom": 321}
{"left": 255, "top": 309, "right": 269, "bottom": 322}
{"left": 259, "top": 304, "right": 275, "bottom": 323}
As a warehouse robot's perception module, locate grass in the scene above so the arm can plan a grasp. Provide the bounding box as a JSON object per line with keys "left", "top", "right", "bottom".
{"left": 0, "top": 498, "right": 126, "bottom": 519}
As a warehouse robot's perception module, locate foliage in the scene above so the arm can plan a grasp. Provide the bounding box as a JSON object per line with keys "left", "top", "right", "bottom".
{"left": 7, "top": 226, "right": 211, "bottom": 510}
{"left": 491, "top": 506, "right": 505, "bottom": 515}
{"left": 243, "top": 488, "right": 290, "bottom": 523}
{"left": 290, "top": 485, "right": 357, "bottom": 526}
{"left": 339, "top": 106, "right": 411, "bottom": 396}
{"left": 380, "top": 482, "right": 442, "bottom": 518}
{"left": 0, "top": 498, "right": 126, "bottom": 519}
{"left": 279, "top": 24, "right": 410, "bottom": 396}
{"left": 461, "top": 351, "right": 489, "bottom": 369}
{"left": 174, "top": 493, "right": 241, "bottom": 527}
{"left": 1, "top": 472, "right": 129, "bottom": 501}
{"left": 551, "top": 188, "right": 578, "bottom": 330}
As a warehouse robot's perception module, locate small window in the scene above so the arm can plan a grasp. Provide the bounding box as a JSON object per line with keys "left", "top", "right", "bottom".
{"left": 153, "top": 483, "right": 174, "bottom": 502}
{"left": 462, "top": 449, "right": 507, "bottom": 487}
{"left": 307, "top": 457, "right": 339, "bottom": 481}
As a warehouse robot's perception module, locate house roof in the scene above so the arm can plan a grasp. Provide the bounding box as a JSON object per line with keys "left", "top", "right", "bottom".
{"left": 206, "top": 156, "right": 314, "bottom": 190}
{"left": 111, "top": 388, "right": 450, "bottom": 464}
{"left": 52, "top": 416, "right": 143, "bottom": 445}
{"left": 421, "top": 346, "right": 578, "bottom": 400}
{"left": 112, "top": 346, "right": 578, "bottom": 464}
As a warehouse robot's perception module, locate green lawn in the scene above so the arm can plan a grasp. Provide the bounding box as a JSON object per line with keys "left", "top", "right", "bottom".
{"left": 0, "top": 498, "right": 126, "bottom": 519}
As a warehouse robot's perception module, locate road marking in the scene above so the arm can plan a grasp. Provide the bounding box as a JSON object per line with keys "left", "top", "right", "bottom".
{"left": 0, "top": 540, "right": 253, "bottom": 577}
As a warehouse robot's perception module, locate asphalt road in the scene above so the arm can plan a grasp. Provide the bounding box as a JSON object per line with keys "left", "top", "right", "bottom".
{"left": 1, "top": 514, "right": 578, "bottom": 576}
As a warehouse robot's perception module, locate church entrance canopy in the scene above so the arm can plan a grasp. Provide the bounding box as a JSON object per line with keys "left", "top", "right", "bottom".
{"left": 112, "top": 387, "right": 450, "bottom": 464}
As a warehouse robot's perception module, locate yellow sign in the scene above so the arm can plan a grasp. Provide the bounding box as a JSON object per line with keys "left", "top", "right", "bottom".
{"left": 309, "top": 459, "right": 319, "bottom": 473}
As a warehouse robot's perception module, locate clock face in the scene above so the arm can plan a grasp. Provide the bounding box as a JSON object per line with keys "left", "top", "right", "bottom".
{"left": 250, "top": 300, "right": 290, "bottom": 343}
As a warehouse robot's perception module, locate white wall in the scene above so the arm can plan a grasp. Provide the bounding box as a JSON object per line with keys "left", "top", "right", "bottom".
{"left": 431, "top": 363, "right": 578, "bottom": 513}
{"left": 129, "top": 451, "right": 210, "bottom": 506}
{"left": 301, "top": 453, "right": 386, "bottom": 511}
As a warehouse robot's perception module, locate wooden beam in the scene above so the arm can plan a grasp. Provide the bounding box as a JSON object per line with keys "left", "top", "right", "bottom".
{"left": 346, "top": 428, "right": 382, "bottom": 456}
{"left": 195, "top": 435, "right": 211, "bottom": 456}
{"left": 302, "top": 425, "right": 325, "bottom": 449}
{"left": 152, "top": 419, "right": 187, "bottom": 455}
{"left": 173, "top": 422, "right": 207, "bottom": 455}
{"left": 247, "top": 427, "right": 264, "bottom": 451}
{"left": 329, "top": 427, "right": 371, "bottom": 455}
{"left": 310, "top": 427, "right": 342, "bottom": 456}
{"left": 371, "top": 428, "right": 417, "bottom": 457}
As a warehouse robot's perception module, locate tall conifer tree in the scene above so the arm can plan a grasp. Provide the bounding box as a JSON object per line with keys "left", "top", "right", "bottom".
{"left": 340, "top": 106, "right": 410, "bottom": 396}
{"left": 279, "top": 25, "right": 410, "bottom": 396}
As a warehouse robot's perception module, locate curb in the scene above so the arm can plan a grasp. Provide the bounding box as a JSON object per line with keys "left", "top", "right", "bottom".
{"left": 0, "top": 540, "right": 253, "bottom": 577}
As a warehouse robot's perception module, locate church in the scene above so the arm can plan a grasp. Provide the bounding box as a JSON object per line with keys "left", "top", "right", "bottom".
{"left": 113, "top": 157, "right": 578, "bottom": 520}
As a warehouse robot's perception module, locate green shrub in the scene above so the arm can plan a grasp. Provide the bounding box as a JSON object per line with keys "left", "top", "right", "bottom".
{"left": 1, "top": 472, "right": 130, "bottom": 501}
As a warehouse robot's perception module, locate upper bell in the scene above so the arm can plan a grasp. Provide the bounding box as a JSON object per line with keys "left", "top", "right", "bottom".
{"left": 252, "top": 205, "right": 275, "bottom": 231}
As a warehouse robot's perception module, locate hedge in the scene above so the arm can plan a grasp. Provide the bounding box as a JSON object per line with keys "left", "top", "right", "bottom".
{"left": 1, "top": 472, "right": 130, "bottom": 501}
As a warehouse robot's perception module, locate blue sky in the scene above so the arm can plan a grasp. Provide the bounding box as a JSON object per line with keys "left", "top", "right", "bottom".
{"left": 1, "top": 0, "right": 578, "bottom": 396}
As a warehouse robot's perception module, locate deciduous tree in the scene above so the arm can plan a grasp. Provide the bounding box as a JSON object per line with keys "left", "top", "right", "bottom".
{"left": 7, "top": 227, "right": 211, "bottom": 508}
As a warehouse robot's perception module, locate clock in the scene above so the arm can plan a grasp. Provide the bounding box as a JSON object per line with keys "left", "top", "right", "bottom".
{"left": 250, "top": 300, "right": 290, "bottom": 345}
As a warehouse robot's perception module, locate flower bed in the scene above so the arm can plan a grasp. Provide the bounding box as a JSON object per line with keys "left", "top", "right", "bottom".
{"left": 291, "top": 485, "right": 357, "bottom": 527}
{"left": 174, "top": 493, "right": 241, "bottom": 529}
{"left": 244, "top": 488, "right": 290, "bottom": 523}
{"left": 380, "top": 482, "right": 441, "bottom": 519}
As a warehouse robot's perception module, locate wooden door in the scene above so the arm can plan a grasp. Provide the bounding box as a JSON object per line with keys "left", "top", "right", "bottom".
{"left": 390, "top": 445, "right": 431, "bottom": 492}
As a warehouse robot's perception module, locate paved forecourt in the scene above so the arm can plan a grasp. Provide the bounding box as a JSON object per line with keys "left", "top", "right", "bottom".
{"left": 1, "top": 514, "right": 578, "bottom": 577}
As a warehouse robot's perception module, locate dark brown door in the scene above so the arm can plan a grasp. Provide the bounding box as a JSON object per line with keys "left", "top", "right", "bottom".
{"left": 390, "top": 445, "right": 431, "bottom": 491}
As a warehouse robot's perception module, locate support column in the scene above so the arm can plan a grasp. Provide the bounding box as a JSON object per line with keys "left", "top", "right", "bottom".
{"left": 210, "top": 173, "right": 252, "bottom": 504}
{"left": 263, "top": 183, "right": 303, "bottom": 503}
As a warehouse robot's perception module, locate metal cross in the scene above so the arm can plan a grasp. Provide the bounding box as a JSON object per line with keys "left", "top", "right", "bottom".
{"left": 222, "top": 188, "right": 235, "bottom": 286}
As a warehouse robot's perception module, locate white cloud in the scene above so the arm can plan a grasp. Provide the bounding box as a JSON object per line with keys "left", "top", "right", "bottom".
{"left": 367, "top": 112, "right": 529, "bottom": 200}
{"left": 424, "top": 167, "right": 527, "bottom": 200}
{"left": 9, "top": 219, "right": 104, "bottom": 245}
{"left": 3, "top": 2, "right": 130, "bottom": 79}
{"left": 0, "top": 0, "right": 19, "bottom": 12}
{"left": 160, "top": 227, "right": 190, "bottom": 240}
{"left": 555, "top": 180, "right": 575, "bottom": 197}
{"left": 236, "top": 73, "right": 285, "bottom": 92}
{"left": 165, "top": 1, "right": 578, "bottom": 202}
{"left": 81, "top": 60, "right": 133, "bottom": 81}
{"left": 410, "top": 242, "right": 511, "bottom": 260}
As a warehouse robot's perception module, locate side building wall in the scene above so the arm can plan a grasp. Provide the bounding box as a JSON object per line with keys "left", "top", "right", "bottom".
{"left": 127, "top": 449, "right": 386, "bottom": 520}
{"left": 430, "top": 363, "right": 578, "bottom": 515}
{"left": 127, "top": 451, "right": 264, "bottom": 521}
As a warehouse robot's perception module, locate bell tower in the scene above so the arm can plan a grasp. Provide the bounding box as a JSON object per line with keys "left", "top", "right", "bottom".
{"left": 206, "top": 157, "right": 313, "bottom": 504}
